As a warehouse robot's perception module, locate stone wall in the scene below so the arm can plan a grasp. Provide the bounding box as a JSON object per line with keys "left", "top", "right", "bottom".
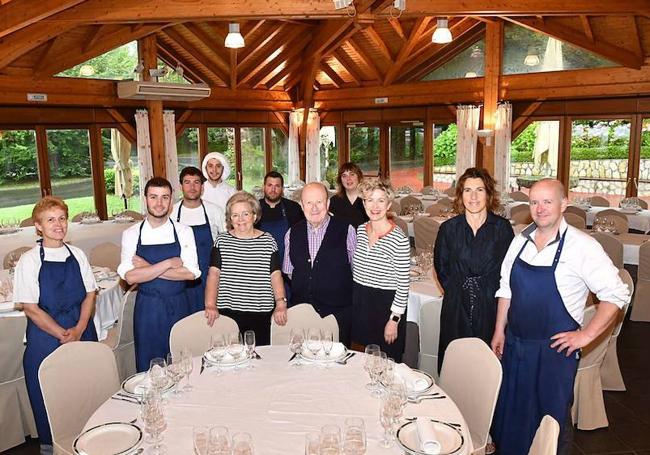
{"left": 433, "top": 165, "right": 455, "bottom": 185}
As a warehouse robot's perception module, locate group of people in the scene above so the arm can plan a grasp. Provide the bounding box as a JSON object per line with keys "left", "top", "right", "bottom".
{"left": 14, "top": 148, "right": 631, "bottom": 455}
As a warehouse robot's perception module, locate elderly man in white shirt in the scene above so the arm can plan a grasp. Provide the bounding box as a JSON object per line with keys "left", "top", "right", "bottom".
{"left": 491, "top": 179, "right": 630, "bottom": 455}
{"left": 118, "top": 177, "right": 200, "bottom": 372}
{"left": 201, "top": 152, "right": 236, "bottom": 210}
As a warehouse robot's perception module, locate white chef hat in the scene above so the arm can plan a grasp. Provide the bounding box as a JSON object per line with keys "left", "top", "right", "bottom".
{"left": 201, "top": 152, "right": 231, "bottom": 182}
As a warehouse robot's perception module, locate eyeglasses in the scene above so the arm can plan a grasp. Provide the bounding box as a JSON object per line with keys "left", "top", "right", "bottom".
{"left": 231, "top": 211, "right": 252, "bottom": 220}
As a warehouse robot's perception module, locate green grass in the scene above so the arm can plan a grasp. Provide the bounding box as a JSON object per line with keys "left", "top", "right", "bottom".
{"left": 0, "top": 195, "right": 141, "bottom": 221}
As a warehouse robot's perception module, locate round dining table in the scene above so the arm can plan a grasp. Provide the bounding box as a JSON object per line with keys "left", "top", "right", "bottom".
{"left": 83, "top": 345, "right": 473, "bottom": 454}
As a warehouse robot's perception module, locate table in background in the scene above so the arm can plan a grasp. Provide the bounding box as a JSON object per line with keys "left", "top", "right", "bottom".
{"left": 84, "top": 345, "right": 472, "bottom": 454}
{"left": 395, "top": 194, "right": 441, "bottom": 211}
{"left": 585, "top": 206, "right": 650, "bottom": 233}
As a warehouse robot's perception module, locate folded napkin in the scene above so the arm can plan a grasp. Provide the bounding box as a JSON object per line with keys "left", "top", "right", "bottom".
{"left": 395, "top": 363, "right": 430, "bottom": 392}
{"left": 417, "top": 417, "right": 442, "bottom": 455}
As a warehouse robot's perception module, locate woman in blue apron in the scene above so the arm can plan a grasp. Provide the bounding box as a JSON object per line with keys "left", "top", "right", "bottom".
{"left": 492, "top": 230, "right": 579, "bottom": 455}
{"left": 134, "top": 220, "right": 190, "bottom": 372}
{"left": 260, "top": 200, "right": 289, "bottom": 260}
{"left": 177, "top": 202, "right": 213, "bottom": 314}
{"left": 20, "top": 197, "right": 97, "bottom": 450}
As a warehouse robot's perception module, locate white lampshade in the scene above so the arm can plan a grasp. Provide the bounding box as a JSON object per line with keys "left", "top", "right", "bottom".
{"left": 79, "top": 64, "right": 95, "bottom": 76}
{"left": 464, "top": 71, "right": 477, "bottom": 78}
{"left": 524, "top": 47, "right": 540, "bottom": 66}
{"left": 432, "top": 19, "right": 452, "bottom": 44}
{"left": 225, "top": 23, "right": 245, "bottom": 49}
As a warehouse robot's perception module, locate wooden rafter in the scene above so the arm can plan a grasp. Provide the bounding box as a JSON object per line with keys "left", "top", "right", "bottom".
{"left": 244, "top": 32, "right": 312, "bottom": 88}
{"left": 237, "top": 23, "right": 289, "bottom": 73}
{"left": 106, "top": 108, "right": 137, "bottom": 143}
{"left": 502, "top": 16, "right": 644, "bottom": 69}
{"left": 321, "top": 61, "right": 346, "bottom": 88}
{"left": 383, "top": 17, "right": 431, "bottom": 86}
{"left": 33, "top": 37, "right": 59, "bottom": 74}
{"left": 0, "top": 0, "right": 85, "bottom": 39}
{"left": 243, "top": 20, "right": 266, "bottom": 40}
{"left": 163, "top": 27, "right": 229, "bottom": 85}
{"left": 364, "top": 26, "right": 393, "bottom": 63}
{"left": 512, "top": 101, "right": 543, "bottom": 137}
{"left": 156, "top": 42, "right": 206, "bottom": 84}
{"left": 174, "top": 109, "right": 194, "bottom": 135}
{"left": 333, "top": 48, "right": 364, "bottom": 85}
{"left": 271, "top": 111, "right": 289, "bottom": 136}
{"left": 579, "top": 15, "right": 594, "bottom": 42}
{"left": 265, "top": 57, "right": 300, "bottom": 89}
{"left": 0, "top": 21, "right": 76, "bottom": 70}
{"left": 346, "top": 35, "right": 383, "bottom": 81}
{"left": 157, "top": 33, "right": 223, "bottom": 86}
{"left": 82, "top": 25, "right": 111, "bottom": 53}
{"left": 387, "top": 18, "right": 406, "bottom": 42}
{"left": 230, "top": 49, "right": 237, "bottom": 90}
{"left": 181, "top": 23, "right": 230, "bottom": 74}
{"left": 630, "top": 16, "right": 643, "bottom": 58}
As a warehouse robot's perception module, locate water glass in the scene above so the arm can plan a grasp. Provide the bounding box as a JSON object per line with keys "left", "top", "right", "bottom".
{"left": 370, "top": 352, "right": 387, "bottom": 398}
{"left": 149, "top": 358, "right": 167, "bottom": 393}
{"left": 193, "top": 426, "right": 210, "bottom": 455}
{"left": 180, "top": 347, "right": 194, "bottom": 391}
{"left": 289, "top": 329, "right": 305, "bottom": 366}
{"left": 141, "top": 391, "right": 166, "bottom": 454}
{"left": 320, "top": 425, "right": 341, "bottom": 455}
{"left": 363, "top": 345, "right": 380, "bottom": 390}
{"left": 244, "top": 330, "right": 256, "bottom": 369}
{"left": 321, "top": 330, "right": 333, "bottom": 357}
{"left": 306, "top": 328, "right": 322, "bottom": 357}
{"left": 305, "top": 432, "right": 320, "bottom": 455}
{"left": 343, "top": 418, "right": 366, "bottom": 455}
{"left": 166, "top": 353, "right": 185, "bottom": 396}
{"left": 232, "top": 432, "right": 254, "bottom": 455}
{"left": 210, "top": 334, "right": 227, "bottom": 375}
{"left": 379, "top": 392, "right": 402, "bottom": 448}
{"left": 209, "top": 426, "right": 231, "bottom": 455}
{"left": 227, "top": 332, "right": 245, "bottom": 368}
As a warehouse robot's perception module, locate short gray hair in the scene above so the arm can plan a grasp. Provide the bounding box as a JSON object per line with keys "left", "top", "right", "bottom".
{"left": 225, "top": 191, "right": 261, "bottom": 229}
{"left": 358, "top": 178, "right": 396, "bottom": 203}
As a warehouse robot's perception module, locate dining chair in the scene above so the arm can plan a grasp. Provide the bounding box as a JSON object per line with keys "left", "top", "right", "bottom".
{"left": 121, "top": 210, "right": 144, "bottom": 221}
{"left": 594, "top": 209, "right": 629, "bottom": 234}
{"left": 100, "top": 286, "right": 137, "bottom": 381}
{"left": 590, "top": 232, "right": 624, "bottom": 268}
{"left": 413, "top": 217, "right": 439, "bottom": 254}
{"left": 0, "top": 317, "right": 37, "bottom": 453}
{"left": 270, "top": 303, "right": 339, "bottom": 345}
{"left": 510, "top": 204, "right": 533, "bottom": 225}
{"left": 421, "top": 185, "right": 434, "bottom": 195}
{"left": 509, "top": 191, "right": 529, "bottom": 202}
{"left": 589, "top": 196, "right": 610, "bottom": 207}
{"left": 571, "top": 305, "right": 616, "bottom": 430}
{"left": 19, "top": 217, "right": 34, "bottom": 227}
{"left": 439, "top": 338, "right": 502, "bottom": 455}
{"left": 393, "top": 215, "right": 408, "bottom": 238}
{"left": 437, "top": 197, "right": 454, "bottom": 208}
{"left": 425, "top": 203, "right": 445, "bottom": 217}
{"left": 3, "top": 246, "right": 31, "bottom": 269}
{"left": 169, "top": 311, "right": 239, "bottom": 358}
{"left": 418, "top": 301, "right": 442, "bottom": 381}
{"left": 564, "top": 212, "right": 586, "bottom": 229}
{"left": 89, "top": 242, "right": 121, "bottom": 271}
{"left": 631, "top": 241, "right": 650, "bottom": 322}
{"left": 527, "top": 415, "right": 559, "bottom": 455}
{"left": 444, "top": 186, "right": 456, "bottom": 197}
{"left": 399, "top": 195, "right": 423, "bottom": 215}
{"left": 39, "top": 342, "right": 120, "bottom": 455}
{"left": 564, "top": 206, "right": 587, "bottom": 223}
{"left": 389, "top": 200, "right": 401, "bottom": 216}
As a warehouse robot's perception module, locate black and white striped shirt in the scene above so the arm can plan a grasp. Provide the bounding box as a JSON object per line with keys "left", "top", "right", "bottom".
{"left": 352, "top": 224, "right": 411, "bottom": 315}
{"left": 210, "top": 232, "right": 280, "bottom": 312}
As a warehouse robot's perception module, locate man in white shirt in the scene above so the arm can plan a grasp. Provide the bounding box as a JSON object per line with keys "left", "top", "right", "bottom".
{"left": 491, "top": 179, "right": 630, "bottom": 455}
{"left": 117, "top": 177, "right": 201, "bottom": 372}
{"left": 201, "top": 151, "right": 236, "bottom": 210}
{"left": 171, "top": 166, "right": 225, "bottom": 314}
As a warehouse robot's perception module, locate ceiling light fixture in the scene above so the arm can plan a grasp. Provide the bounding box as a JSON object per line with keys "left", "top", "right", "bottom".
{"left": 333, "top": 0, "right": 353, "bottom": 9}
{"left": 79, "top": 65, "right": 95, "bottom": 76}
{"left": 465, "top": 71, "right": 477, "bottom": 78}
{"left": 524, "top": 47, "right": 540, "bottom": 66}
{"left": 432, "top": 18, "right": 453, "bottom": 44}
{"left": 225, "top": 23, "right": 245, "bottom": 49}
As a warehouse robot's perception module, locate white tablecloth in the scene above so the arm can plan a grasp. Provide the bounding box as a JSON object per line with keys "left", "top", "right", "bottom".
{"left": 408, "top": 277, "right": 443, "bottom": 326}
{"left": 0, "top": 221, "right": 134, "bottom": 261}
{"left": 395, "top": 194, "right": 441, "bottom": 211}
{"left": 84, "top": 345, "right": 472, "bottom": 454}
{"left": 585, "top": 207, "right": 650, "bottom": 233}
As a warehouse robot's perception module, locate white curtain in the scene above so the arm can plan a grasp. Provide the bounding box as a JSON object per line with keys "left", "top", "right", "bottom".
{"left": 287, "top": 110, "right": 301, "bottom": 185}
{"left": 110, "top": 129, "right": 133, "bottom": 199}
{"left": 494, "top": 102, "right": 512, "bottom": 194}
{"left": 135, "top": 109, "right": 153, "bottom": 213}
{"left": 305, "top": 110, "right": 321, "bottom": 183}
{"left": 455, "top": 105, "right": 481, "bottom": 182}
{"left": 163, "top": 110, "right": 181, "bottom": 197}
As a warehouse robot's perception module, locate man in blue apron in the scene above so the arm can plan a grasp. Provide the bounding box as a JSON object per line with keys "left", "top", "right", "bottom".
{"left": 491, "top": 179, "right": 630, "bottom": 455}
{"left": 117, "top": 177, "right": 201, "bottom": 372}
{"left": 172, "top": 166, "right": 225, "bottom": 314}
{"left": 256, "top": 171, "right": 304, "bottom": 302}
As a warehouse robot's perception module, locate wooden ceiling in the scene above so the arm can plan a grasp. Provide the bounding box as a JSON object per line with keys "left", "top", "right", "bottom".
{"left": 0, "top": 0, "right": 649, "bottom": 104}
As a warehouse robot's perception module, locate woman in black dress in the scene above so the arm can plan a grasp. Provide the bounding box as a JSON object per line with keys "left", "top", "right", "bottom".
{"left": 329, "top": 162, "right": 369, "bottom": 228}
{"left": 433, "top": 167, "right": 514, "bottom": 370}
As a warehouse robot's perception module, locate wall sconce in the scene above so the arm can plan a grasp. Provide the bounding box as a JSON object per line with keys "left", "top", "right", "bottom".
{"left": 477, "top": 128, "right": 495, "bottom": 146}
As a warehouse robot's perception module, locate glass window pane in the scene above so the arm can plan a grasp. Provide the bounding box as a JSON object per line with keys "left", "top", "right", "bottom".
{"left": 349, "top": 126, "right": 380, "bottom": 176}
{"left": 271, "top": 128, "right": 288, "bottom": 177}
{"left": 569, "top": 120, "right": 630, "bottom": 207}
{"left": 241, "top": 127, "right": 266, "bottom": 191}
{"left": 177, "top": 127, "right": 200, "bottom": 170}
{"left": 101, "top": 128, "right": 140, "bottom": 215}
{"left": 0, "top": 129, "right": 41, "bottom": 221}
{"left": 319, "top": 126, "right": 339, "bottom": 189}
{"left": 636, "top": 119, "right": 650, "bottom": 206}
{"left": 510, "top": 121, "right": 560, "bottom": 195}
{"left": 503, "top": 24, "right": 615, "bottom": 75}
{"left": 47, "top": 129, "right": 96, "bottom": 218}
{"left": 57, "top": 41, "right": 138, "bottom": 80}
{"left": 389, "top": 125, "right": 424, "bottom": 191}
{"left": 432, "top": 124, "right": 456, "bottom": 191}
{"left": 423, "top": 39, "right": 485, "bottom": 81}
{"left": 207, "top": 127, "right": 237, "bottom": 188}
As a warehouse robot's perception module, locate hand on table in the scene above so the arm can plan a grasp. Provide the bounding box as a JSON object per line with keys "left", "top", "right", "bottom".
{"left": 384, "top": 320, "right": 398, "bottom": 344}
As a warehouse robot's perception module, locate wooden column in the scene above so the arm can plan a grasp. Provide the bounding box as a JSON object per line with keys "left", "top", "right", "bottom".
{"left": 481, "top": 20, "right": 504, "bottom": 175}
{"left": 138, "top": 35, "right": 157, "bottom": 81}
{"left": 198, "top": 124, "right": 209, "bottom": 163}
{"left": 89, "top": 125, "right": 108, "bottom": 219}
{"left": 298, "top": 107, "right": 308, "bottom": 181}
{"left": 558, "top": 116, "right": 572, "bottom": 196}
{"left": 423, "top": 110, "right": 433, "bottom": 186}
{"left": 35, "top": 126, "right": 51, "bottom": 197}
{"left": 380, "top": 124, "right": 389, "bottom": 179}
{"left": 264, "top": 126, "right": 273, "bottom": 173}
{"left": 629, "top": 114, "right": 643, "bottom": 197}
{"left": 234, "top": 126, "right": 242, "bottom": 189}
{"left": 147, "top": 100, "right": 166, "bottom": 178}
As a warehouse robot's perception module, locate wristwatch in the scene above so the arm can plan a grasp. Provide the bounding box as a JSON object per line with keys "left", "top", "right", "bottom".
{"left": 390, "top": 313, "right": 401, "bottom": 323}
{"left": 275, "top": 297, "right": 288, "bottom": 304}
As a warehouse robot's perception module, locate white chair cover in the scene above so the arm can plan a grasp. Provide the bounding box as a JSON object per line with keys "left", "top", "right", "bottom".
{"left": 589, "top": 196, "right": 610, "bottom": 207}
{"left": 413, "top": 217, "right": 440, "bottom": 254}
{"left": 3, "top": 246, "right": 31, "bottom": 269}
{"left": 425, "top": 204, "right": 445, "bottom": 217}
{"left": 510, "top": 204, "right": 533, "bottom": 225}
{"left": 270, "top": 303, "right": 339, "bottom": 345}
{"left": 418, "top": 301, "right": 442, "bottom": 381}
{"left": 437, "top": 197, "right": 454, "bottom": 208}
{"left": 590, "top": 232, "right": 624, "bottom": 268}
{"left": 631, "top": 241, "right": 650, "bottom": 322}
{"left": 19, "top": 218, "right": 34, "bottom": 227}
{"left": 100, "top": 287, "right": 137, "bottom": 381}
{"left": 439, "top": 338, "right": 502, "bottom": 454}
{"left": 39, "top": 342, "right": 120, "bottom": 455}
{"left": 509, "top": 191, "right": 529, "bottom": 202}
{"left": 0, "top": 317, "right": 37, "bottom": 452}
{"left": 527, "top": 415, "right": 559, "bottom": 455}
{"left": 399, "top": 195, "right": 423, "bottom": 215}
{"left": 564, "top": 213, "right": 586, "bottom": 229}
{"left": 170, "top": 312, "right": 239, "bottom": 358}
{"left": 564, "top": 206, "right": 587, "bottom": 222}
{"left": 89, "top": 242, "right": 121, "bottom": 271}
{"left": 393, "top": 216, "right": 408, "bottom": 238}
{"left": 594, "top": 209, "right": 629, "bottom": 234}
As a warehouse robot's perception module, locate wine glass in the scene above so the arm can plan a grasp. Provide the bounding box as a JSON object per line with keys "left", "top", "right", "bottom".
{"left": 141, "top": 390, "right": 167, "bottom": 454}
{"left": 342, "top": 418, "right": 366, "bottom": 455}
{"left": 379, "top": 391, "right": 401, "bottom": 448}
{"left": 289, "top": 328, "right": 305, "bottom": 367}
{"left": 179, "top": 347, "right": 194, "bottom": 391}
{"left": 148, "top": 357, "right": 168, "bottom": 393}
{"left": 232, "top": 432, "right": 254, "bottom": 455}
{"left": 227, "top": 332, "right": 245, "bottom": 369}
{"left": 244, "top": 330, "right": 256, "bottom": 370}
{"left": 306, "top": 328, "right": 322, "bottom": 358}
{"left": 193, "top": 426, "right": 209, "bottom": 455}
{"left": 210, "top": 334, "right": 227, "bottom": 375}
{"left": 165, "top": 353, "right": 184, "bottom": 396}
{"left": 370, "top": 352, "right": 388, "bottom": 398}
{"left": 320, "top": 425, "right": 341, "bottom": 455}
{"left": 209, "top": 426, "right": 231, "bottom": 455}
{"left": 363, "top": 344, "right": 380, "bottom": 390}
{"left": 305, "top": 432, "right": 320, "bottom": 455}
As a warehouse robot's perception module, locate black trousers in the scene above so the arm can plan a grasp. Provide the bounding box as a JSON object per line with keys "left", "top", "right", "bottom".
{"left": 219, "top": 308, "right": 274, "bottom": 346}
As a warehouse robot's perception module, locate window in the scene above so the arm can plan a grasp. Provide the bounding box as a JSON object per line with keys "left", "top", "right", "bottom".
{"left": 349, "top": 126, "right": 380, "bottom": 176}
{"left": 177, "top": 127, "right": 200, "bottom": 170}
{"left": 432, "top": 124, "right": 456, "bottom": 191}
{"left": 423, "top": 39, "right": 485, "bottom": 81}
{"left": 240, "top": 128, "right": 266, "bottom": 191}
{"left": 271, "top": 128, "right": 288, "bottom": 177}
{"left": 510, "top": 121, "right": 560, "bottom": 194}
{"left": 569, "top": 120, "right": 630, "bottom": 207}
{"left": 389, "top": 125, "right": 424, "bottom": 190}
{"left": 207, "top": 127, "right": 237, "bottom": 188}
{"left": 101, "top": 128, "right": 140, "bottom": 215}
{"left": 57, "top": 41, "right": 138, "bottom": 80}
{"left": 319, "top": 126, "right": 339, "bottom": 189}
{"left": 0, "top": 130, "right": 40, "bottom": 221}
{"left": 634, "top": 119, "right": 650, "bottom": 206}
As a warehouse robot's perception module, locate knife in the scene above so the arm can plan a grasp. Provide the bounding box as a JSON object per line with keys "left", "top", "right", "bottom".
{"left": 199, "top": 357, "right": 206, "bottom": 375}
{"left": 288, "top": 352, "right": 297, "bottom": 363}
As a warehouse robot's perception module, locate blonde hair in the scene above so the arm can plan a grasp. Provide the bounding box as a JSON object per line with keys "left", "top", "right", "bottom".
{"left": 225, "top": 191, "right": 261, "bottom": 229}
{"left": 358, "top": 178, "right": 396, "bottom": 203}
{"left": 32, "top": 196, "right": 69, "bottom": 237}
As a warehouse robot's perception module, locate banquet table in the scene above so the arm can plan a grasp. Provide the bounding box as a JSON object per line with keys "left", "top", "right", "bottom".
{"left": 395, "top": 194, "right": 442, "bottom": 211}
{"left": 585, "top": 206, "right": 650, "bottom": 233}
{"left": 0, "top": 220, "right": 135, "bottom": 262}
{"left": 83, "top": 345, "right": 472, "bottom": 454}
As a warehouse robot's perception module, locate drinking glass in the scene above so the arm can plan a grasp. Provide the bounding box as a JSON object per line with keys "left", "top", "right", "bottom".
{"left": 180, "top": 347, "right": 194, "bottom": 391}
{"left": 141, "top": 391, "right": 166, "bottom": 454}
{"left": 232, "top": 432, "right": 254, "bottom": 455}
{"left": 319, "top": 424, "right": 341, "bottom": 455}
{"left": 210, "top": 334, "right": 227, "bottom": 375}
{"left": 244, "top": 330, "right": 256, "bottom": 369}
{"left": 321, "top": 329, "right": 333, "bottom": 358}
{"left": 165, "top": 353, "right": 184, "bottom": 396}
{"left": 306, "top": 328, "right": 322, "bottom": 357}
{"left": 379, "top": 392, "right": 401, "bottom": 448}
{"left": 227, "top": 332, "right": 245, "bottom": 368}
{"left": 289, "top": 329, "right": 305, "bottom": 366}
{"left": 193, "top": 426, "right": 209, "bottom": 455}
{"left": 370, "top": 352, "right": 387, "bottom": 398}
{"left": 209, "top": 426, "right": 231, "bottom": 455}
{"left": 148, "top": 358, "right": 167, "bottom": 393}
{"left": 343, "top": 418, "right": 366, "bottom": 455}
{"left": 305, "top": 432, "right": 320, "bottom": 455}
{"left": 363, "top": 345, "right": 380, "bottom": 390}
{"left": 380, "top": 358, "right": 395, "bottom": 389}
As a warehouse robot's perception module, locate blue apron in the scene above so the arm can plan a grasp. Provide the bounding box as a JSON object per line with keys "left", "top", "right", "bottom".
{"left": 492, "top": 231, "right": 580, "bottom": 455}
{"left": 259, "top": 200, "right": 291, "bottom": 301}
{"left": 134, "top": 220, "right": 190, "bottom": 372}
{"left": 177, "top": 202, "right": 213, "bottom": 314}
{"left": 24, "top": 243, "right": 97, "bottom": 445}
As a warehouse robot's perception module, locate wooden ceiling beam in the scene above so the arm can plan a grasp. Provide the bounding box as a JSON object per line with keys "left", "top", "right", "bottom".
{"left": 82, "top": 25, "right": 111, "bottom": 53}
{"left": 383, "top": 17, "right": 432, "bottom": 86}
{"left": 364, "top": 26, "right": 393, "bottom": 63}
{"left": 579, "top": 15, "right": 594, "bottom": 42}
{"left": 512, "top": 101, "right": 543, "bottom": 137}
{"left": 174, "top": 109, "right": 194, "bottom": 135}
{"left": 333, "top": 48, "right": 364, "bottom": 85}
{"left": 347, "top": 35, "right": 383, "bottom": 81}
{"left": 502, "top": 16, "right": 644, "bottom": 69}
{"left": 162, "top": 27, "right": 229, "bottom": 85}
{"left": 156, "top": 42, "right": 206, "bottom": 84}
{"left": 105, "top": 108, "right": 137, "bottom": 144}
{"left": 387, "top": 18, "right": 407, "bottom": 42}
{"left": 238, "top": 23, "right": 288, "bottom": 71}
{"left": 0, "top": 0, "right": 85, "bottom": 39}
{"left": 321, "top": 61, "right": 346, "bottom": 88}
{"left": 243, "top": 32, "right": 312, "bottom": 88}
{"left": 230, "top": 49, "right": 237, "bottom": 90}
{"left": 265, "top": 57, "right": 300, "bottom": 89}
{"left": 243, "top": 20, "right": 266, "bottom": 40}
{"left": 0, "top": 21, "right": 76, "bottom": 70}
{"left": 181, "top": 23, "right": 230, "bottom": 73}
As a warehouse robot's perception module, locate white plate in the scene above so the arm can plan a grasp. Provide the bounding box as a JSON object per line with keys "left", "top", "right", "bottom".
{"left": 300, "top": 342, "right": 347, "bottom": 363}
{"left": 421, "top": 195, "right": 437, "bottom": 201}
{"left": 400, "top": 370, "right": 435, "bottom": 396}
{"left": 0, "top": 227, "right": 20, "bottom": 235}
{"left": 203, "top": 349, "right": 251, "bottom": 367}
{"left": 619, "top": 208, "right": 640, "bottom": 214}
{"left": 396, "top": 420, "right": 464, "bottom": 455}
{"left": 411, "top": 192, "right": 423, "bottom": 196}
{"left": 73, "top": 422, "right": 142, "bottom": 455}
{"left": 121, "top": 372, "right": 174, "bottom": 397}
